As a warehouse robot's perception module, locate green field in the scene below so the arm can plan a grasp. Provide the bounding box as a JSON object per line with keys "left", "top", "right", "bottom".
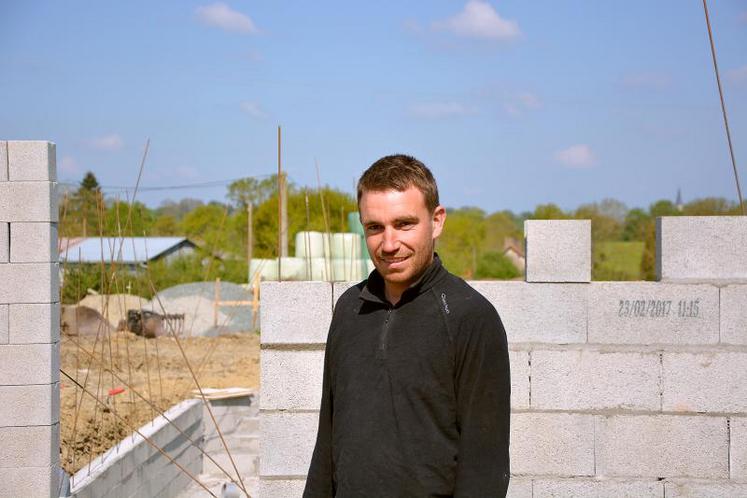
{"left": 593, "top": 241, "right": 645, "bottom": 280}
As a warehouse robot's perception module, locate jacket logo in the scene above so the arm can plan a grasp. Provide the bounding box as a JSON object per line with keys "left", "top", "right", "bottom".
{"left": 441, "top": 293, "right": 450, "bottom": 314}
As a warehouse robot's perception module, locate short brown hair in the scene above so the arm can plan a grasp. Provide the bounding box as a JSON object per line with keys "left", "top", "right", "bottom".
{"left": 357, "top": 154, "right": 440, "bottom": 212}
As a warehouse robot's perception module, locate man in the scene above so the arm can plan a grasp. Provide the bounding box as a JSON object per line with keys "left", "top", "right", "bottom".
{"left": 304, "top": 154, "right": 511, "bottom": 497}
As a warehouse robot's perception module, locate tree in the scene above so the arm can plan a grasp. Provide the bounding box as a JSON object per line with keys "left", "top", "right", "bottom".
{"left": 622, "top": 208, "right": 651, "bottom": 241}
{"left": 438, "top": 207, "right": 486, "bottom": 278}
{"left": 80, "top": 171, "right": 101, "bottom": 193}
{"left": 475, "top": 251, "right": 520, "bottom": 280}
{"left": 531, "top": 203, "right": 566, "bottom": 220}
{"left": 227, "top": 176, "right": 278, "bottom": 208}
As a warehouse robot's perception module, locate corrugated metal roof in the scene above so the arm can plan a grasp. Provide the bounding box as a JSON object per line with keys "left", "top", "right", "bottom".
{"left": 59, "top": 237, "right": 193, "bottom": 264}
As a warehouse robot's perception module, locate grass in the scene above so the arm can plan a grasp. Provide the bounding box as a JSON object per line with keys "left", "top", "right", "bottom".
{"left": 593, "top": 241, "right": 645, "bottom": 280}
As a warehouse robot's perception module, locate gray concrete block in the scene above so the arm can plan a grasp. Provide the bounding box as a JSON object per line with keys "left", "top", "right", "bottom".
{"left": 261, "top": 349, "right": 325, "bottom": 410}
{"left": 0, "top": 342, "right": 60, "bottom": 385}
{"left": 0, "top": 465, "right": 60, "bottom": 498}
{"left": 665, "top": 480, "right": 747, "bottom": 498}
{"left": 531, "top": 349, "right": 661, "bottom": 411}
{"left": 720, "top": 285, "right": 747, "bottom": 345}
{"left": 506, "top": 478, "right": 532, "bottom": 498}
{"left": 0, "top": 181, "right": 58, "bottom": 222}
{"left": 260, "top": 411, "right": 318, "bottom": 476}
{"left": 595, "top": 415, "right": 728, "bottom": 478}
{"left": 532, "top": 478, "right": 663, "bottom": 497}
{"left": 657, "top": 216, "right": 747, "bottom": 281}
{"left": 0, "top": 304, "right": 7, "bottom": 344}
{"left": 0, "top": 383, "right": 59, "bottom": 426}
{"left": 0, "top": 424, "right": 59, "bottom": 468}
{"left": 332, "top": 281, "right": 357, "bottom": 308}
{"left": 525, "top": 220, "right": 591, "bottom": 282}
{"left": 10, "top": 222, "right": 58, "bottom": 263}
{"left": 588, "top": 282, "right": 719, "bottom": 344}
{"left": 9, "top": 302, "right": 60, "bottom": 344}
{"left": 510, "top": 413, "right": 595, "bottom": 476}
{"left": 0, "top": 263, "right": 59, "bottom": 304}
{"left": 662, "top": 352, "right": 747, "bottom": 413}
{"left": 468, "top": 282, "right": 588, "bottom": 343}
{"left": 260, "top": 281, "right": 332, "bottom": 344}
{"left": 0, "top": 141, "right": 7, "bottom": 181}
{"left": 202, "top": 452, "right": 258, "bottom": 478}
{"left": 0, "top": 222, "right": 8, "bottom": 263}
{"left": 732, "top": 417, "right": 747, "bottom": 479}
{"left": 510, "top": 350, "right": 530, "bottom": 409}
{"left": 259, "top": 478, "right": 307, "bottom": 498}
{"left": 7, "top": 141, "right": 56, "bottom": 181}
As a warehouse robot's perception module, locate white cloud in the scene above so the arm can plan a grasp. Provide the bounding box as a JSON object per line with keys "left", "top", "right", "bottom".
{"left": 89, "top": 133, "right": 124, "bottom": 151}
{"left": 727, "top": 65, "right": 747, "bottom": 86}
{"left": 59, "top": 156, "right": 79, "bottom": 175}
{"left": 195, "top": 2, "right": 258, "bottom": 34}
{"left": 622, "top": 72, "right": 671, "bottom": 89}
{"left": 240, "top": 101, "right": 266, "bottom": 118}
{"left": 408, "top": 102, "right": 475, "bottom": 119}
{"left": 554, "top": 144, "right": 596, "bottom": 168}
{"left": 432, "top": 1, "right": 520, "bottom": 41}
{"left": 504, "top": 91, "right": 541, "bottom": 116}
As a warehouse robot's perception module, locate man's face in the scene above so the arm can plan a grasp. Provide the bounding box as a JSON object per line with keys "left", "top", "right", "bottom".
{"left": 359, "top": 186, "right": 446, "bottom": 300}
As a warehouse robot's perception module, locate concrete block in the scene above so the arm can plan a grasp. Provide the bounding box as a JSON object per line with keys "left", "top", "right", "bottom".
{"left": 665, "top": 480, "right": 747, "bottom": 498}
{"left": 0, "top": 383, "right": 59, "bottom": 426}
{"left": 7, "top": 141, "right": 56, "bottom": 181}
{"left": 261, "top": 349, "right": 325, "bottom": 410}
{"left": 260, "top": 281, "right": 332, "bottom": 344}
{"left": 332, "top": 281, "right": 357, "bottom": 308}
{"left": 525, "top": 220, "right": 591, "bottom": 282}
{"left": 0, "top": 141, "right": 7, "bottom": 181}
{"left": 657, "top": 216, "right": 747, "bottom": 281}
{"left": 260, "top": 411, "right": 318, "bottom": 476}
{"left": 468, "top": 282, "right": 587, "bottom": 343}
{"left": 721, "top": 285, "right": 747, "bottom": 344}
{"left": 10, "top": 222, "right": 58, "bottom": 263}
{"left": 0, "top": 181, "right": 58, "bottom": 222}
{"left": 0, "top": 342, "right": 60, "bottom": 385}
{"left": 0, "top": 263, "right": 59, "bottom": 304}
{"left": 510, "top": 413, "right": 595, "bottom": 476}
{"left": 0, "top": 304, "right": 7, "bottom": 344}
{"left": 732, "top": 417, "right": 747, "bottom": 479}
{"left": 0, "top": 465, "right": 60, "bottom": 498}
{"left": 595, "top": 415, "right": 728, "bottom": 478}
{"left": 662, "top": 352, "right": 747, "bottom": 413}
{"left": 259, "top": 479, "right": 307, "bottom": 498}
{"left": 506, "top": 479, "right": 532, "bottom": 498}
{"left": 0, "top": 424, "right": 59, "bottom": 468}
{"left": 0, "top": 222, "right": 8, "bottom": 262}
{"left": 531, "top": 349, "right": 661, "bottom": 411}
{"left": 588, "top": 282, "right": 719, "bottom": 344}
{"left": 532, "top": 479, "right": 663, "bottom": 497}
{"left": 9, "top": 302, "right": 60, "bottom": 344}
{"left": 510, "top": 350, "right": 530, "bottom": 409}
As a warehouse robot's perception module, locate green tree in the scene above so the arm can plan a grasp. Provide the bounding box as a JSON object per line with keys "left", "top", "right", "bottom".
{"left": 438, "top": 207, "right": 486, "bottom": 278}
{"left": 475, "top": 251, "right": 520, "bottom": 280}
{"left": 227, "top": 176, "right": 277, "bottom": 208}
{"left": 531, "top": 203, "right": 566, "bottom": 220}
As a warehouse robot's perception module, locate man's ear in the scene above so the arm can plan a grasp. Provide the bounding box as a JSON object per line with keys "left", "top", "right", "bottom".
{"left": 432, "top": 205, "right": 446, "bottom": 239}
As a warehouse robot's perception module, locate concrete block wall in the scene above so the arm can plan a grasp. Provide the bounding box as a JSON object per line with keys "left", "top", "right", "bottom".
{"left": 0, "top": 140, "right": 61, "bottom": 498}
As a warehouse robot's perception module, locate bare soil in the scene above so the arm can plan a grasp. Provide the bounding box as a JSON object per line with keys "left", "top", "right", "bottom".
{"left": 60, "top": 332, "right": 260, "bottom": 475}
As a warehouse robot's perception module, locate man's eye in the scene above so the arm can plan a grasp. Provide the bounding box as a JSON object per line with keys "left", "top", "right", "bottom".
{"left": 396, "top": 222, "right": 414, "bottom": 229}
{"left": 366, "top": 225, "right": 383, "bottom": 233}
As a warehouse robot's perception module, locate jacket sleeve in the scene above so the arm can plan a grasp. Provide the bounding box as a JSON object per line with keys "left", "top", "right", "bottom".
{"left": 453, "top": 305, "right": 511, "bottom": 497}
{"left": 303, "top": 329, "right": 335, "bottom": 497}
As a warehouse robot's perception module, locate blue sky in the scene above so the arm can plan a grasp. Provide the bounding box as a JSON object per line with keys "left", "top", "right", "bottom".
{"left": 1, "top": 1, "right": 746, "bottom": 213}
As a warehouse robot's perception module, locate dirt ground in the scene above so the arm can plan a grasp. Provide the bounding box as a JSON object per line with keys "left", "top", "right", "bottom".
{"left": 59, "top": 331, "right": 260, "bottom": 475}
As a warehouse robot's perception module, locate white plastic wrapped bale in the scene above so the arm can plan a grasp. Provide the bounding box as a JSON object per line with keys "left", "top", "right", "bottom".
{"left": 295, "top": 231, "right": 325, "bottom": 259}
{"left": 329, "top": 233, "right": 363, "bottom": 260}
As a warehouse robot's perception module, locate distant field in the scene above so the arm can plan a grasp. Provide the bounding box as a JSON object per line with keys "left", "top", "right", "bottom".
{"left": 594, "top": 241, "right": 645, "bottom": 280}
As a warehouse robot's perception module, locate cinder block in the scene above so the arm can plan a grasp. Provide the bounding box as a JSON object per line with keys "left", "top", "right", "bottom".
{"left": 525, "top": 220, "right": 591, "bottom": 282}
{"left": 0, "top": 383, "right": 59, "bottom": 426}
{"left": 510, "top": 413, "right": 595, "bottom": 476}
{"left": 0, "top": 342, "right": 60, "bottom": 385}
{"left": 0, "top": 424, "right": 59, "bottom": 468}
{"left": 506, "top": 479, "right": 532, "bottom": 498}
{"left": 721, "top": 285, "right": 747, "bottom": 344}
{"left": 0, "top": 222, "right": 8, "bottom": 262}
{"left": 732, "top": 417, "right": 747, "bottom": 479}
{"left": 332, "top": 281, "right": 357, "bottom": 307}
{"left": 0, "top": 263, "right": 59, "bottom": 303}
{"left": 7, "top": 141, "right": 56, "bottom": 181}
{"left": 595, "top": 415, "right": 728, "bottom": 478}
{"left": 662, "top": 352, "right": 747, "bottom": 413}
{"left": 657, "top": 216, "right": 747, "bottom": 281}
{"left": 260, "top": 281, "right": 332, "bottom": 344}
{"left": 531, "top": 349, "right": 661, "bottom": 411}
{"left": 0, "top": 304, "right": 7, "bottom": 344}
{"left": 468, "top": 282, "right": 587, "bottom": 343}
{"left": 665, "top": 480, "right": 747, "bottom": 498}
{"left": 259, "top": 479, "right": 307, "bottom": 498}
{"left": 9, "top": 222, "right": 58, "bottom": 263}
{"left": 0, "top": 465, "right": 60, "bottom": 498}
{"left": 0, "top": 181, "right": 58, "bottom": 222}
{"left": 510, "top": 350, "right": 530, "bottom": 409}
{"left": 260, "top": 411, "right": 318, "bottom": 476}
{"left": 9, "top": 302, "right": 60, "bottom": 344}
{"left": 587, "top": 282, "right": 719, "bottom": 344}
{"left": 0, "top": 141, "right": 7, "bottom": 181}
{"left": 532, "top": 478, "right": 663, "bottom": 497}
{"left": 261, "top": 349, "right": 325, "bottom": 410}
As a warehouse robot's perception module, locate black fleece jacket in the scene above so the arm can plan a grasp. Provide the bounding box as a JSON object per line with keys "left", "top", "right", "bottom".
{"left": 303, "top": 256, "right": 511, "bottom": 498}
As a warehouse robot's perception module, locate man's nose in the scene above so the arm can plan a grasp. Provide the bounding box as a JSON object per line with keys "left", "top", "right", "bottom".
{"left": 381, "top": 227, "right": 400, "bottom": 253}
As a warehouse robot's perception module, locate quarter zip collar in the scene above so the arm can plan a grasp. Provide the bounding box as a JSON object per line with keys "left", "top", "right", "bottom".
{"left": 360, "top": 253, "right": 447, "bottom": 307}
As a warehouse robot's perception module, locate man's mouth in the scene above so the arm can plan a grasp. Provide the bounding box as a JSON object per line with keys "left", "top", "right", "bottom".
{"left": 381, "top": 255, "right": 410, "bottom": 267}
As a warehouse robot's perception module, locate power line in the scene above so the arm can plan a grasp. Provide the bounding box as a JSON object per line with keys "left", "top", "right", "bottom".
{"left": 58, "top": 174, "right": 275, "bottom": 193}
